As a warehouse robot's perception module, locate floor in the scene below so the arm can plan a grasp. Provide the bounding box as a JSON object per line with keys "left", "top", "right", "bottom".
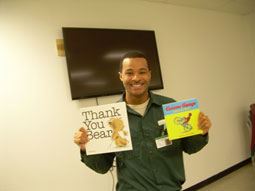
{"left": 197, "top": 162, "right": 255, "bottom": 191}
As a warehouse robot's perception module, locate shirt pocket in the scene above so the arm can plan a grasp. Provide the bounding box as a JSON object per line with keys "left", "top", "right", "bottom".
{"left": 158, "top": 139, "right": 182, "bottom": 156}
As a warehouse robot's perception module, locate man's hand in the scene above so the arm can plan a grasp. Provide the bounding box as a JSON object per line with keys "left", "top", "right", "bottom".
{"left": 198, "top": 112, "right": 212, "bottom": 135}
{"left": 73, "top": 127, "right": 90, "bottom": 151}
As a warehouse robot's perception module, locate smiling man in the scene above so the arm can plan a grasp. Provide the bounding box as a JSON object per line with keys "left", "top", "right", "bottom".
{"left": 119, "top": 53, "right": 151, "bottom": 105}
{"left": 74, "top": 51, "right": 212, "bottom": 191}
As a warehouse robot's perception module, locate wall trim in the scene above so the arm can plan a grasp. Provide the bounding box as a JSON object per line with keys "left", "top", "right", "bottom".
{"left": 184, "top": 158, "right": 252, "bottom": 191}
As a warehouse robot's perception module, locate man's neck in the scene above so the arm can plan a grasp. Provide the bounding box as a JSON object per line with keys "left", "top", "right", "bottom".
{"left": 125, "top": 91, "right": 150, "bottom": 105}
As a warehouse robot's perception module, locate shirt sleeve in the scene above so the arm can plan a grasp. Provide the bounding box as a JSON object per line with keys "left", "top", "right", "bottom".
{"left": 80, "top": 150, "right": 115, "bottom": 174}
{"left": 181, "top": 134, "right": 209, "bottom": 154}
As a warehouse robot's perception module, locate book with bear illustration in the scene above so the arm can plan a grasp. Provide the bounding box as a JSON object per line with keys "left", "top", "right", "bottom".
{"left": 80, "top": 102, "right": 133, "bottom": 155}
{"left": 162, "top": 98, "right": 203, "bottom": 140}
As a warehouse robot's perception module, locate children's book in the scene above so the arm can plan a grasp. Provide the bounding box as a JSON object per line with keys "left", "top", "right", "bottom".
{"left": 162, "top": 98, "right": 203, "bottom": 140}
{"left": 80, "top": 102, "right": 133, "bottom": 155}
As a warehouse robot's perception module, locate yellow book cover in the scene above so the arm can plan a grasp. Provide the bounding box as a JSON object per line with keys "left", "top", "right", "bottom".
{"left": 162, "top": 98, "right": 203, "bottom": 140}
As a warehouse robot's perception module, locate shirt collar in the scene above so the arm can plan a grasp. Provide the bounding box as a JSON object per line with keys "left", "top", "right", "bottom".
{"left": 118, "top": 91, "right": 162, "bottom": 106}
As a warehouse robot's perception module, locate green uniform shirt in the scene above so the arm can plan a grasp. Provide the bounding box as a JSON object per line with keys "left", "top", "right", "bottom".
{"left": 81, "top": 92, "right": 208, "bottom": 191}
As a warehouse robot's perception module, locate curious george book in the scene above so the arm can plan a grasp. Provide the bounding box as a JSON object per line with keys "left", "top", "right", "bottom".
{"left": 162, "top": 98, "right": 203, "bottom": 140}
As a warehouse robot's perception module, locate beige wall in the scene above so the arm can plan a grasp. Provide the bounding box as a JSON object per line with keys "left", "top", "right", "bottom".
{"left": 0, "top": 0, "right": 254, "bottom": 190}
{"left": 253, "top": 12, "right": 255, "bottom": 102}
{"left": 252, "top": 13, "right": 255, "bottom": 100}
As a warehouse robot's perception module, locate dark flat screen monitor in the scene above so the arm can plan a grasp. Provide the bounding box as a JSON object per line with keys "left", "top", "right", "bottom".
{"left": 62, "top": 27, "right": 163, "bottom": 100}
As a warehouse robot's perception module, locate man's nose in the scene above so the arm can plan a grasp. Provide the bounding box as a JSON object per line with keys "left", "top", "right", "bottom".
{"left": 132, "top": 74, "right": 140, "bottom": 81}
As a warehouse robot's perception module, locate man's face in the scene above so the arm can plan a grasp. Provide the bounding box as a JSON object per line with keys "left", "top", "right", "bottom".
{"left": 119, "top": 57, "right": 151, "bottom": 98}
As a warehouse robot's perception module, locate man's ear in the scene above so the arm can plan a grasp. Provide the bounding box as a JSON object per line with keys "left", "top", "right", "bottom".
{"left": 119, "top": 72, "right": 123, "bottom": 81}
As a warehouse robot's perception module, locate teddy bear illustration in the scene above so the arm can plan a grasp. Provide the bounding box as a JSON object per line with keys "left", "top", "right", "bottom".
{"left": 108, "top": 118, "right": 128, "bottom": 147}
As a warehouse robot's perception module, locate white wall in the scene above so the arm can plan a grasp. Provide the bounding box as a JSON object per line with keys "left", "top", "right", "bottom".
{"left": 0, "top": 0, "right": 254, "bottom": 190}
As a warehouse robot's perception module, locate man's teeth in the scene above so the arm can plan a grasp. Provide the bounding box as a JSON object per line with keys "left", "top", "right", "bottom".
{"left": 132, "top": 84, "right": 142, "bottom": 87}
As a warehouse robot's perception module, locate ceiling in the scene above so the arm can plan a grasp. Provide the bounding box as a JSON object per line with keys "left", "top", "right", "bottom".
{"left": 137, "top": 0, "right": 255, "bottom": 15}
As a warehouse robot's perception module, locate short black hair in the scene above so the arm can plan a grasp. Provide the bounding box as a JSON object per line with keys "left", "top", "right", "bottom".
{"left": 119, "top": 51, "right": 150, "bottom": 72}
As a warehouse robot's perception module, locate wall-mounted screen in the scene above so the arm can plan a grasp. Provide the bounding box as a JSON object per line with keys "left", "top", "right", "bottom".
{"left": 62, "top": 27, "right": 163, "bottom": 100}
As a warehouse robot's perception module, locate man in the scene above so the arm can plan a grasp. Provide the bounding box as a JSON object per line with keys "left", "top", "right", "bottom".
{"left": 74, "top": 51, "right": 212, "bottom": 191}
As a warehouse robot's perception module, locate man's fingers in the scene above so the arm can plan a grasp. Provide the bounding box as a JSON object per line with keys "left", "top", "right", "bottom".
{"left": 79, "top": 127, "right": 89, "bottom": 138}
{"left": 79, "top": 127, "right": 86, "bottom": 133}
{"left": 199, "top": 120, "right": 211, "bottom": 128}
{"left": 198, "top": 112, "right": 212, "bottom": 135}
{"left": 74, "top": 137, "right": 82, "bottom": 145}
{"left": 74, "top": 131, "right": 82, "bottom": 137}
{"left": 74, "top": 135, "right": 88, "bottom": 143}
{"left": 74, "top": 128, "right": 90, "bottom": 145}
{"left": 198, "top": 113, "right": 209, "bottom": 126}
{"left": 81, "top": 135, "right": 89, "bottom": 143}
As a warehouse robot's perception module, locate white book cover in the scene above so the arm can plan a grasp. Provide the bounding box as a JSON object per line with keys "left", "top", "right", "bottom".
{"left": 80, "top": 102, "right": 133, "bottom": 155}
